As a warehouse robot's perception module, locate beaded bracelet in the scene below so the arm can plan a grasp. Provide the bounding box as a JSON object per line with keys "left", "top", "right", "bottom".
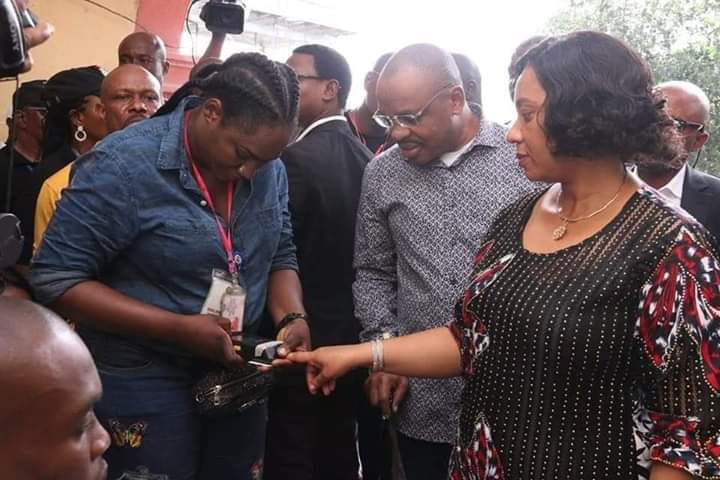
{"left": 275, "top": 312, "right": 307, "bottom": 334}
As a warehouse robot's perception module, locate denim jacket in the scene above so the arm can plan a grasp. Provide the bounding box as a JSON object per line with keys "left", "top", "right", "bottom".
{"left": 31, "top": 97, "right": 297, "bottom": 357}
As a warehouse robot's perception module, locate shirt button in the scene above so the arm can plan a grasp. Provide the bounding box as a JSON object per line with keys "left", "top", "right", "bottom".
{"left": 200, "top": 200, "right": 208, "bottom": 207}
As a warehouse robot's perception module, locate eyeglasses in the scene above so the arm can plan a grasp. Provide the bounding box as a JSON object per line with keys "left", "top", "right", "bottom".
{"left": 296, "top": 75, "right": 325, "bottom": 82}
{"left": 673, "top": 117, "right": 705, "bottom": 133}
{"left": 373, "top": 85, "right": 454, "bottom": 129}
{"left": 22, "top": 106, "right": 46, "bottom": 115}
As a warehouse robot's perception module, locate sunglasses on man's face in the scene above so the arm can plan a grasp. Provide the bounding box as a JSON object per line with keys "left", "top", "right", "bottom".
{"left": 673, "top": 117, "right": 705, "bottom": 133}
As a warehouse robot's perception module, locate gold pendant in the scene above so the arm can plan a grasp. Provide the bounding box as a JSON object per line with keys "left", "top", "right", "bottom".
{"left": 552, "top": 224, "right": 567, "bottom": 240}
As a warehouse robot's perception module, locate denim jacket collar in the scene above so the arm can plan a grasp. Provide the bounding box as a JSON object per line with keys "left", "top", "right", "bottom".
{"left": 156, "top": 96, "right": 202, "bottom": 172}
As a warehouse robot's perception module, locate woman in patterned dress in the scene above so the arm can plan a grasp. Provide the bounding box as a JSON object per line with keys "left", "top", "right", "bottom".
{"left": 288, "top": 31, "right": 720, "bottom": 480}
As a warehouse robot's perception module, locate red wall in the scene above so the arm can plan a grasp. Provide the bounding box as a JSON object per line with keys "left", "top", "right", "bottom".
{"left": 135, "top": 0, "right": 194, "bottom": 96}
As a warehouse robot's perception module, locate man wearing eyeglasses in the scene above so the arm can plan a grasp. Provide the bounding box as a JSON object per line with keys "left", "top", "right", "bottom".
{"left": 264, "top": 44, "right": 372, "bottom": 480}
{"left": 637, "top": 81, "right": 720, "bottom": 240}
{"left": 353, "top": 43, "right": 536, "bottom": 480}
{"left": 0, "top": 80, "right": 46, "bottom": 214}
{"left": 0, "top": 80, "right": 46, "bottom": 285}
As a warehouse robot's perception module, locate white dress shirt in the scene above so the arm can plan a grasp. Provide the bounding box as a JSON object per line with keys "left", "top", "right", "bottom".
{"left": 657, "top": 164, "right": 687, "bottom": 208}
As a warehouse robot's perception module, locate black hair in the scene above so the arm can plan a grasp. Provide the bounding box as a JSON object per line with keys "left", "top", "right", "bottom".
{"left": 373, "top": 52, "right": 393, "bottom": 74}
{"left": 452, "top": 53, "right": 482, "bottom": 107}
{"left": 156, "top": 52, "right": 299, "bottom": 129}
{"left": 42, "top": 66, "right": 105, "bottom": 157}
{"left": 515, "top": 31, "right": 680, "bottom": 165}
{"left": 292, "top": 44, "right": 352, "bottom": 109}
{"left": 508, "top": 35, "right": 547, "bottom": 98}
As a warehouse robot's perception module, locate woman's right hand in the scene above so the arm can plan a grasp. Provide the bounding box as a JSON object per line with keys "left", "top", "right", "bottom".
{"left": 286, "top": 344, "right": 366, "bottom": 395}
{"left": 174, "top": 314, "right": 245, "bottom": 369}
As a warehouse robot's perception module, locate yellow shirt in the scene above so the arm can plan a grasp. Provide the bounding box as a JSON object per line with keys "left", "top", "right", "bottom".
{"left": 34, "top": 162, "right": 72, "bottom": 252}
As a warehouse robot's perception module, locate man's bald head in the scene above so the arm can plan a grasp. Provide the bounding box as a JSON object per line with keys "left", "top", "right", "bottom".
{"left": 381, "top": 43, "right": 462, "bottom": 91}
{"left": 118, "top": 31, "right": 170, "bottom": 84}
{"left": 375, "top": 43, "right": 476, "bottom": 166}
{"left": 658, "top": 81, "right": 711, "bottom": 125}
{"left": 0, "top": 299, "right": 109, "bottom": 480}
{"left": 657, "top": 81, "right": 711, "bottom": 155}
{"left": 100, "top": 64, "right": 162, "bottom": 133}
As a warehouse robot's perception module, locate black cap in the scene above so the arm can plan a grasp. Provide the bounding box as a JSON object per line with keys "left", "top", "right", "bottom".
{"left": 43, "top": 66, "right": 105, "bottom": 113}
{"left": 12, "top": 80, "right": 46, "bottom": 110}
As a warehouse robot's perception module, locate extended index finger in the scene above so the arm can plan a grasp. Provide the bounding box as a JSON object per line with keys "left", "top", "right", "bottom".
{"left": 286, "top": 351, "right": 313, "bottom": 364}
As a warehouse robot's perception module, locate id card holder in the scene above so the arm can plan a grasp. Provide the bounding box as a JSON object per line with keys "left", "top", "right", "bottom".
{"left": 221, "top": 283, "right": 246, "bottom": 333}
{"left": 201, "top": 268, "right": 234, "bottom": 316}
{"left": 201, "top": 269, "right": 247, "bottom": 333}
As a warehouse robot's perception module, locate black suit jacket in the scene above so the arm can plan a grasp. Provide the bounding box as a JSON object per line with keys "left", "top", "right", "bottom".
{"left": 682, "top": 166, "right": 720, "bottom": 243}
{"left": 281, "top": 119, "right": 371, "bottom": 347}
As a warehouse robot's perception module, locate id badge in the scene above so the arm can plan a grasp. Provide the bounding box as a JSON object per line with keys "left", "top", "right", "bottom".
{"left": 221, "top": 284, "right": 246, "bottom": 333}
{"left": 201, "top": 269, "right": 236, "bottom": 316}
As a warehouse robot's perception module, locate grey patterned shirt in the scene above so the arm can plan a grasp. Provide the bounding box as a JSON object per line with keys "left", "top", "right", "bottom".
{"left": 353, "top": 118, "right": 537, "bottom": 443}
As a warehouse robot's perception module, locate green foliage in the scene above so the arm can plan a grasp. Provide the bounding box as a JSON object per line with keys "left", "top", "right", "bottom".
{"left": 546, "top": 0, "right": 720, "bottom": 174}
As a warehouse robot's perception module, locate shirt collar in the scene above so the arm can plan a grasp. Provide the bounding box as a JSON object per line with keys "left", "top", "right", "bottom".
{"left": 659, "top": 163, "right": 687, "bottom": 200}
{"left": 294, "top": 115, "right": 347, "bottom": 143}
{"left": 423, "top": 114, "right": 506, "bottom": 168}
{"left": 156, "top": 96, "right": 202, "bottom": 171}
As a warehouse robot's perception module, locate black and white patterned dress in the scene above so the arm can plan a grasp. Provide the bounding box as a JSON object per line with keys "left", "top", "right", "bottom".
{"left": 448, "top": 187, "right": 720, "bottom": 479}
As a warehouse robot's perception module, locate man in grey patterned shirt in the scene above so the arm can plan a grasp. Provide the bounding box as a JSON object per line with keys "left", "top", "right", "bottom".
{"left": 353, "top": 43, "right": 536, "bottom": 479}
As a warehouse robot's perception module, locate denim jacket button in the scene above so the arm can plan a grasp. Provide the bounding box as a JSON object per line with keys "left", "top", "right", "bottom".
{"left": 200, "top": 200, "right": 208, "bottom": 207}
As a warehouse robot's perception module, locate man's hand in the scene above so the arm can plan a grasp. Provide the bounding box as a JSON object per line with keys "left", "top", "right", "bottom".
{"left": 365, "top": 372, "right": 409, "bottom": 418}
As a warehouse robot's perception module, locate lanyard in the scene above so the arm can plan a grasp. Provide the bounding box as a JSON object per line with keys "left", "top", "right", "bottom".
{"left": 183, "top": 112, "right": 238, "bottom": 280}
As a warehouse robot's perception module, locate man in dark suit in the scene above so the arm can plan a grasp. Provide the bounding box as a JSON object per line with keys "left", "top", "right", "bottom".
{"left": 263, "top": 44, "right": 372, "bottom": 480}
{"left": 637, "top": 81, "right": 720, "bottom": 240}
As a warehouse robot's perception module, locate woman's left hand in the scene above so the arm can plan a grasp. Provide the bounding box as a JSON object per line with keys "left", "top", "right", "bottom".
{"left": 273, "top": 318, "right": 311, "bottom": 366}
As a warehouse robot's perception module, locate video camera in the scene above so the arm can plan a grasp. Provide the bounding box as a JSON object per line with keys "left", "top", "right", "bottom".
{"left": 200, "top": 0, "right": 246, "bottom": 35}
{"left": 0, "top": 0, "right": 37, "bottom": 78}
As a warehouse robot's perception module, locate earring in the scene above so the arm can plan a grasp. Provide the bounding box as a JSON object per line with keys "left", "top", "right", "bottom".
{"left": 74, "top": 125, "right": 87, "bottom": 142}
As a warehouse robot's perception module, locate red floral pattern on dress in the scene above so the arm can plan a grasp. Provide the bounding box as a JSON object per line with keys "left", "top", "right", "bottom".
{"left": 636, "top": 226, "right": 720, "bottom": 478}
{"left": 449, "top": 240, "right": 515, "bottom": 377}
{"left": 638, "top": 227, "right": 720, "bottom": 390}
{"left": 449, "top": 414, "right": 505, "bottom": 480}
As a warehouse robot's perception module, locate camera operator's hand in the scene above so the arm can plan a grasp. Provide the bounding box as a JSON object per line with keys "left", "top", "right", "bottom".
{"left": 23, "top": 20, "right": 52, "bottom": 49}
{"left": 14, "top": 0, "right": 54, "bottom": 72}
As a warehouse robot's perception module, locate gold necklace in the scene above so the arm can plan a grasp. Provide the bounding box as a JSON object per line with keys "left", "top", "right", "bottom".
{"left": 552, "top": 172, "right": 627, "bottom": 241}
